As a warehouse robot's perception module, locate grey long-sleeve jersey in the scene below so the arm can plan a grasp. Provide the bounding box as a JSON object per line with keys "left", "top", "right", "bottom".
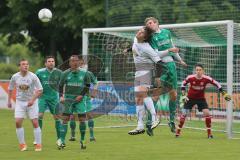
{"left": 132, "top": 39, "right": 161, "bottom": 71}
{"left": 156, "top": 50, "right": 182, "bottom": 63}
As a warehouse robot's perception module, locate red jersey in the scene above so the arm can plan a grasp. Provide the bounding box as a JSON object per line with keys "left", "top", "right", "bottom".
{"left": 181, "top": 74, "right": 222, "bottom": 100}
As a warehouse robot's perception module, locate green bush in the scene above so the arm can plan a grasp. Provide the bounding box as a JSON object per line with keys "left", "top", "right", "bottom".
{"left": 0, "top": 63, "right": 18, "bottom": 79}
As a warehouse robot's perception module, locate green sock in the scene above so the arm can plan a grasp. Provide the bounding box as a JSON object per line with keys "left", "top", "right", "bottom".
{"left": 70, "top": 120, "right": 76, "bottom": 138}
{"left": 55, "top": 119, "right": 61, "bottom": 139}
{"left": 146, "top": 110, "right": 152, "bottom": 128}
{"left": 60, "top": 123, "right": 68, "bottom": 144}
{"left": 79, "top": 122, "right": 86, "bottom": 141}
{"left": 169, "top": 100, "right": 176, "bottom": 123}
{"left": 38, "top": 118, "right": 43, "bottom": 129}
{"left": 88, "top": 119, "right": 94, "bottom": 138}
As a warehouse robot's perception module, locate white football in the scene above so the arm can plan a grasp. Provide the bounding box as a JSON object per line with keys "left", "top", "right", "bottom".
{"left": 38, "top": 8, "right": 52, "bottom": 22}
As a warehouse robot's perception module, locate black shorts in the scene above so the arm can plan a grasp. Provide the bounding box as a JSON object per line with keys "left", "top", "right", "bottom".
{"left": 184, "top": 99, "right": 208, "bottom": 112}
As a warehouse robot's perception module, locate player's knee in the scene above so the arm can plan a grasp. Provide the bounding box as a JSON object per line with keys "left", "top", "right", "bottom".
{"left": 16, "top": 122, "right": 22, "bottom": 128}
{"left": 86, "top": 113, "right": 93, "bottom": 120}
{"left": 203, "top": 109, "right": 210, "bottom": 117}
{"left": 62, "top": 115, "right": 70, "bottom": 123}
{"left": 170, "top": 95, "right": 177, "bottom": 101}
{"left": 15, "top": 119, "right": 23, "bottom": 128}
{"left": 32, "top": 119, "right": 39, "bottom": 128}
{"left": 78, "top": 114, "right": 86, "bottom": 122}
{"left": 69, "top": 114, "right": 74, "bottom": 120}
{"left": 181, "top": 113, "right": 187, "bottom": 118}
{"left": 169, "top": 91, "right": 177, "bottom": 101}
{"left": 62, "top": 119, "right": 68, "bottom": 124}
{"left": 38, "top": 113, "right": 44, "bottom": 119}
{"left": 135, "top": 97, "right": 144, "bottom": 105}
{"left": 53, "top": 115, "right": 60, "bottom": 120}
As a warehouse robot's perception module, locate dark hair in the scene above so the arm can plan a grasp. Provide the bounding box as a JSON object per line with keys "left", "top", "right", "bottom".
{"left": 143, "top": 26, "right": 154, "bottom": 42}
{"left": 69, "top": 55, "right": 80, "bottom": 60}
{"left": 45, "top": 55, "right": 55, "bottom": 62}
{"left": 195, "top": 63, "right": 204, "bottom": 69}
{"left": 18, "top": 59, "right": 28, "bottom": 66}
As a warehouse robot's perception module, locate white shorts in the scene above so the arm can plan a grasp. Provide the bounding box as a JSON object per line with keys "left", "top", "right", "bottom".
{"left": 14, "top": 100, "right": 39, "bottom": 119}
{"left": 134, "top": 70, "right": 153, "bottom": 91}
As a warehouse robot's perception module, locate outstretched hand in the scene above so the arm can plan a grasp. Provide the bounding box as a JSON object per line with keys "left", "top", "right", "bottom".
{"left": 168, "top": 47, "right": 179, "bottom": 53}
{"left": 222, "top": 91, "right": 231, "bottom": 101}
{"left": 180, "top": 61, "right": 187, "bottom": 67}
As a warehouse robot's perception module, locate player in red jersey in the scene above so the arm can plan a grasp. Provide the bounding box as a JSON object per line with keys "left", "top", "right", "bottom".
{"left": 176, "top": 63, "right": 231, "bottom": 138}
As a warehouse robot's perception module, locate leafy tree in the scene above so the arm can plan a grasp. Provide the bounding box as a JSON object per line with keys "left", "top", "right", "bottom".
{"left": 0, "top": 34, "right": 42, "bottom": 79}
{"left": 106, "top": 0, "right": 240, "bottom": 26}
{"left": 0, "top": 0, "right": 105, "bottom": 61}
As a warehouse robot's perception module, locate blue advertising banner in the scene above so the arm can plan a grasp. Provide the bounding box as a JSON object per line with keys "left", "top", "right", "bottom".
{"left": 91, "top": 82, "right": 136, "bottom": 115}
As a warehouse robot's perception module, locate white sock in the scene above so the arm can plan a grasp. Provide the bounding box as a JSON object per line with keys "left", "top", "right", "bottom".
{"left": 144, "top": 97, "right": 157, "bottom": 122}
{"left": 16, "top": 128, "right": 25, "bottom": 144}
{"left": 33, "top": 127, "right": 42, "bottom": 144}
{"left": 136, "top": 105, "right": 145, "bottom": 130}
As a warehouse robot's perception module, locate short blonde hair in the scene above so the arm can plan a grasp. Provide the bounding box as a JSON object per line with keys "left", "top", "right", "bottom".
{"left": 144, "top": 17, "right": 159, "bottom": 25}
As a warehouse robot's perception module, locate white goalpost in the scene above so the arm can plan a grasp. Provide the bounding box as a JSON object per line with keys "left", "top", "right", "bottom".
{"left": 83, "top": 20, "right": 240, "bottom": 139}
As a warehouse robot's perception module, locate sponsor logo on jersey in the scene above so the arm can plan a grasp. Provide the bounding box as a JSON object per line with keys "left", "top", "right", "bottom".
{"left": 157, "top": 39, "right": 170, "bottom": 46}
{"left": 43, "top": 81, "right": 56, "bottom": 85}
{"left": 67, "top": 82, "right": 83, "bottom": 87}
{"left": 192, "top": 85, "right": 204, "bottom": 90}
{"left": 19, "top": 84, "right": 29, "bottom": 91}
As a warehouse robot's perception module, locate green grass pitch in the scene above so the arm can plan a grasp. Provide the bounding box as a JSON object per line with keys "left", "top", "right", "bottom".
{"left": 0, "top": 109, "right": 239, "bottom": 160}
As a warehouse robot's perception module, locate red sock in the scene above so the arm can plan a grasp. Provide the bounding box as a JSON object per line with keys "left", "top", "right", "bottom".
{"left": 205, "top": 116, "right": 212, "bottom": 136}
{"left": 176, "top": 115, "right": 186, "bottom": 135}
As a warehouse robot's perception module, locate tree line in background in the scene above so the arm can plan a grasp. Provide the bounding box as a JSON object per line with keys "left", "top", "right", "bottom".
{"left": 107, "top": 0, "right": 240, "bottom": 26}
{"left": 0, "top": 0, "right": 106, "bottom": 59}
{"left": 0, "top": 0, "right": 105, "bottom": 78}
{"left": 0, "top": 34, "right": 43, "bottom": 79}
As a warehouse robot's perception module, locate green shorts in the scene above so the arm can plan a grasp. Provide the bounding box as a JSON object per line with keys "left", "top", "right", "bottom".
{"left": 62, "top": 95, "right": 87, "bottom": 114}
{"left": 38, "top": 98, "right": 60, "bottom": 115}
{"left": 154, "top": 93, "right": 170, "bottom": 111}
{"left": 85, "top": 96, "right": 93, "bottom": 112}
{"left": 160, "top": 61, "right": 177, "bottom": 90}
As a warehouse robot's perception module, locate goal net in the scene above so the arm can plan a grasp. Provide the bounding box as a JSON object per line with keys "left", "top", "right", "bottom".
{"left": 82, "top": 20, "right": 240, "bottom": 138}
